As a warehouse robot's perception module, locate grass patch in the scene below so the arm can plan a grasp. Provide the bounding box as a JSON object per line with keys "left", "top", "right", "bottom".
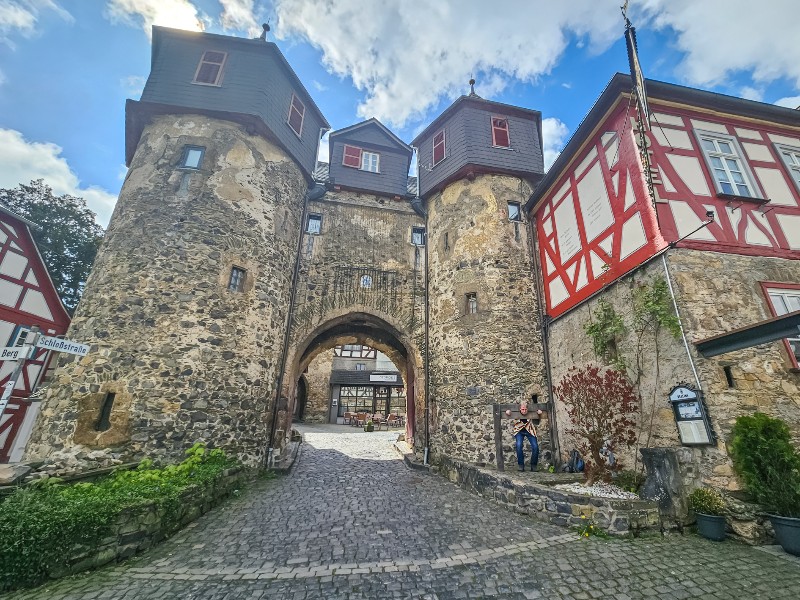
{"left": 0, "top": 443, "right": 238, "bottom": 591}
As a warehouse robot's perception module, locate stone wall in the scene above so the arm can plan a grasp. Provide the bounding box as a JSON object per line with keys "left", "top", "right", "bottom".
{"left": 282, "top": 187, "right": 426, "bottom": 446}
{"left": 438, "top": 455, "right": 660, "bottom": 535}
{"left": 25, "top": 114, "right": 307, "bottom": 467}
{"left": 302, "top": 351, "right": 333, "bottom": 423}
{"left": 426, "top": 174, "right": 548, "bottom": 467}
{"left": 546, "top": 247, "right": 800, "bottom": 491}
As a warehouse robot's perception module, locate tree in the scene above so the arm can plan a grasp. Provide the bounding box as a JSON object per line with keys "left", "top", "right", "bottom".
{"left": 0, "top": 180, "right": 104, "bottom": 313}
{"left": 554, "top": 365, "right": 640, "bottom": 485}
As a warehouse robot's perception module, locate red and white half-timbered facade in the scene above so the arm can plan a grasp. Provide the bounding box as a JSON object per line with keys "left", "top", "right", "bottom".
{"left": 531, "top": 74, "right": 800, "bottom": 320}
{"left": 0, "top": 205, "right": 70, "bottom": 462}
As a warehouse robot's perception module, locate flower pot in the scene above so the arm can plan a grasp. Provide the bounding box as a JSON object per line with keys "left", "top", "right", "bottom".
{"left": 695, "top": 513, "right": 726, "bottom": 541}
{"left": 770, "top": 515, "right": 800, "bottom": 556}
{"left": 364, "top": 424, "right": 374, "bottom": 432}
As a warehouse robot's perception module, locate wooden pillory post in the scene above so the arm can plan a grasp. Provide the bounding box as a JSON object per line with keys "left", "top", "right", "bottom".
{"left": 492, "top": 402, "right": 550, "bottom": 471}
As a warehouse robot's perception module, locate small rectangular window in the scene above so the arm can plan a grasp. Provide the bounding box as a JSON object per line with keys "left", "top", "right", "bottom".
{"left": 776, "top": 144, "right": 800, "bottom": 193}
{"left": 306, "top": 214, "right": 322, "bottom": 235}
{"left": 288, "top": 94, "right": 305, "bottom": 137}
{"left": 766, "top": 285, "right": 800, "bottom": 367}
{"left": 180, "top": 146, "right": 205, "bottom": 169}
{"left": 193, "top": 50, "right": 227, "bottom": 86}
{"left": 228, "top": 267, "right": 246, "bottom": 292}
{"left": 355, "top": 363, "right": 366, "bottom": 371}
{"left": 696, "top": 131, "right": 758, "bottom": 198}
{"left": 492, "top": 117, "right": 510, "bottom": 148}
{"left": 96, "top": 392, "right": 116, "bottom": 432}
{"left": 343, "top": 144, "right": 362, "bottom": 168}
{"left": 412, "top": 226, "right": 426, "bottom": 246}
{"left": 466, "top": 293, "right": 478, "bottom": 315}
{"left": 361, "top": 151, "right": 380, "bottom": 173}
{"left": 433, "top": 130, "right": 446, "bottom": 166}
{"left": 508, "top": 202, "right": 521, "bottom": 222}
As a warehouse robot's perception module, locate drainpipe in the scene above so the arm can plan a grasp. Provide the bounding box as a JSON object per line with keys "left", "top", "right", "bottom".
{"left": 266, "top": 127, "right": 329, "bottom": 468}
{"left": 661, "top": 252, "right": 703, "bottom": 391}
{"left": 528, "top": 212, "right": 561, "bottom": 468}
{"left": 416, "top": 146, "right": 431, "bottom": 466}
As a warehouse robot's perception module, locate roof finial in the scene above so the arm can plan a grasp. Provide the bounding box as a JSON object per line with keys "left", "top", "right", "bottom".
{"left": 469, "top": 76, "right": 476, "bottom": 96}
{"left": 259, "top": 22, "right": 271, "bottom": 41}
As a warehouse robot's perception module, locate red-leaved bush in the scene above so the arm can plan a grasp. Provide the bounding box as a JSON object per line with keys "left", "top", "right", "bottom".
{"left": 554, "top": 365, "right": 640, "bottom": 485}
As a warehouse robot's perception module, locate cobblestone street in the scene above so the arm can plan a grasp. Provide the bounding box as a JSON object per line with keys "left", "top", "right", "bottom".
{"left": 8, "top": 424, "right": 800, "bottom": 599}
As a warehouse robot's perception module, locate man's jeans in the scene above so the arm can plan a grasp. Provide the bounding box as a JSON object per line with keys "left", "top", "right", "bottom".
{"left": 515, "top": 430, "right": 539, "bottom": 467}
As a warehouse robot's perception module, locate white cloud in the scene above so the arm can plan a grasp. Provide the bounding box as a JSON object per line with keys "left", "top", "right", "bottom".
{"left": 638, "top": 0, "right": 800, "bottom": 91}
{"left": 120, "top": 74, "right": 146, "bottom": 96}
{"left": 541, "top": 117, "right": 568, "bottom": 172}
{"left": 0, "top": 0, "right": 71, "bottom": 47}
{"left": 739, "top": 86, "right": 763, "bottom": 102}
{"left": 0, "top": 68, "right": 5, "bottom": 86}
{"left": 104, "top": 0, "right": 206, "bottom": 37}
{"left": 275, "top": 0, "right": 623, "bottom": 128}
{"left": 775, "top": 96, "right": 800, "bottom": 110}
{"left": 312, "top": 80, "right": 328, "bottom": 92}
{"left": 0, "top": 129, "right": 118, "bottom": 227}
{"left": 219, "top": 0, "right": 260, "bottom": 36}
{"left": 316, "top": 131, "right": 329, "bottom": 164}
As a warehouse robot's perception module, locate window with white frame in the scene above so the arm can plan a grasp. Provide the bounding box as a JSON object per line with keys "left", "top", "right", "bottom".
{"left": 361, "top": 151, "right": 380, "bottom": 173}
{"left": 491, "top": 117, "right": 510, "bottom": 148}
{"left": 766, "top": 286, "right": 800, "bottom": 367}
{"left": 697, "top": 132, "right": 758, "bottom": 197}
{"left": 306, "top": 214, "right": 322, "bottom": 235}
{"left": 412, "top": 226, "right": 426, "bottom": 246}
{"left": 288, "top": 94, "right": 305, "bottom": 137}
{"left": 508, "top": 201, "right": 521, "bottom": 222}
{"left": 193, "top": 51, "right": 227, "bottom": 86}
{"left": 432, "top": 130, "right": 446, "bottom": 166}
{"left": 776, "top": 144, "right": 800, "bottom": 192}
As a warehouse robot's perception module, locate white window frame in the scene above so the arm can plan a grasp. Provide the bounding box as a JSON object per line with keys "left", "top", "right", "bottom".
{"left": 192, "top": 50, "right": 227, "bottom": 86}
{"left": 361, "top": 151, "right": 380, "bottom": 173}
{"left": 411, "top": 226, "right": 426, "bottom": 246}
{"left": 695, "top": 130, "right": 762, "bottom": 199}
{"left": 765, "top": 285, "right": 800, "bottom": 368}
{"left": 508, "top": 201, "right": 522, "bottom": 222}
{"left": 287, "top": 93, "right": 305, "bottom": 138}
{"left": 306, "top": 214, "right": 322, "bottom": 235}
{"left": 775, "top": 143, "right": 800, "bottom": 194}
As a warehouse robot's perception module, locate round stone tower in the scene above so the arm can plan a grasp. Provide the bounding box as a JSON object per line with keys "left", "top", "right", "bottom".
{"left": 25, "top": 27, "right": 329, "bottom": 467}
{"left": 412, "top": 92, "right": 549, "bottom": 467}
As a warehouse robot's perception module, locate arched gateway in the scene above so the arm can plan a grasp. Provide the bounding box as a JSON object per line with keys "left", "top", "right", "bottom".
{"left": 23, "top": 27, "right": 549, "bottom": 471}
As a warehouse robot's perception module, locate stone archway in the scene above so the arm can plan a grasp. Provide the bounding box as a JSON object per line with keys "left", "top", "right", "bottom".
{"left": 282, "top": 309, "right": 424, "bottom": 446}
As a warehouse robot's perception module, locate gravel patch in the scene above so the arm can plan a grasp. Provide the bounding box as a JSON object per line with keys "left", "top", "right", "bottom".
{"left": 553, "top": 481, "right": 640, "bottom": 500}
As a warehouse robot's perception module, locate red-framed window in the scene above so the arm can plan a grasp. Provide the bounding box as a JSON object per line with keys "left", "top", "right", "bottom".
{"left": 288, "top": 94, "right": 305, "bottom": 137}
{"left": 491, "top": 117, "right": 510, "bottom": 148}
{"left": 343, "top": 144, "right": 362, "bottom": 168}
{"left": 761, "top": 282, "right": 800, "bottom": 368}
{"left": 432, "top": 130, "right": 446, "bottom": 166}
{"left": 193, "top": 50, "right": 227, "bottom": 86}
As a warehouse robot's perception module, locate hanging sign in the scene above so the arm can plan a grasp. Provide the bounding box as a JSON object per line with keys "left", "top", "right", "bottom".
{"left": 668, "top": 384, "right": 715, "bottom": 446}
{"left": 370, "top": 373, "right": 397, "bottom": 383}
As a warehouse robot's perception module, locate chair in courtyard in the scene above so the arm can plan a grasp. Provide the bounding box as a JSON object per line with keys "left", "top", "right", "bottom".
{"left": 372, "top": 413, "right": 386, "bottom": 430}
{"left": 387, "top": 413, "right": 401, "bottom": 428}
{"left": 342, "top": 412, "right": 353, "bottom": 425}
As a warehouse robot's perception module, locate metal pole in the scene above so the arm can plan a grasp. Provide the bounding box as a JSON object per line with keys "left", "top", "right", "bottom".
{"left": 0, "top": 326, "right": 40, "bottom": 419}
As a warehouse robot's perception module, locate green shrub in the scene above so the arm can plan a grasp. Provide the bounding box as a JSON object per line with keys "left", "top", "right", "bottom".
{"left": 729, "top": 413, "right": 800, "bottom": 518}
{"left": 0, "top": 443, "right": 237, "bottom": 591}
{"left": 614, "top": 470, "right": 646, "bottom": 493}
{"left": 688, "top": 488, "right": 725, "bottom": 516}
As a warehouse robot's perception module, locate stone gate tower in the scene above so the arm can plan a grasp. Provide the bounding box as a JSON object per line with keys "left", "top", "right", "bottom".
{"left": 25, "top": 27, "right": 328, "bottom": 466}
{"left": 412, "top": 90, "right": 549, "bottom": 467}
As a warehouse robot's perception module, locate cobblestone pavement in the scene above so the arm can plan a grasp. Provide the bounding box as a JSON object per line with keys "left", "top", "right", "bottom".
{"left": 8, "top": 424, "right": 800, "bottom": 599}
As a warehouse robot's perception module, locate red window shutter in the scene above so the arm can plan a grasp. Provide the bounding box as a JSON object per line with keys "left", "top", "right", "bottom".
{"left": 492, "top": 118, "right": 510, "bottom": 147}
{"left": 343, "top": 145, "right": 362, "bottom": 168}
{"left": 433, "top": 130, "right": 446, "bottom": 165}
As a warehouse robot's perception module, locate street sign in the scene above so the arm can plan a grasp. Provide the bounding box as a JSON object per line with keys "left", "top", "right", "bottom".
{"left": 36, "top": 336, "right": 90, "bottom": 356}
{"left": 0, "top": 346, "right": 34, "bottom": 361}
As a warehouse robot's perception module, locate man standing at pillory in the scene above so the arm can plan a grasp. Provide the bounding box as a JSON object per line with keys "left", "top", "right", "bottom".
{"left": 508, "top": 400, "right": 543, "bottom": 471}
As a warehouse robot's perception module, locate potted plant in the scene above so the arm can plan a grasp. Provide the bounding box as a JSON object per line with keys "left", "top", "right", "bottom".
{"left": 729, "top": 413, "right": 800, "bottom": 556}
{"left": 688, "top": 488, "right": 727, "bottom": 541}
{"left": 364, "top": 420, "right": 374, "bottom": 432}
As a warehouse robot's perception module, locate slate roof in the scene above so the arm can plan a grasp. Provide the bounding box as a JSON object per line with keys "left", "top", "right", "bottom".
{"left": 314, "top": 161, "right": 418, "bottom": 196}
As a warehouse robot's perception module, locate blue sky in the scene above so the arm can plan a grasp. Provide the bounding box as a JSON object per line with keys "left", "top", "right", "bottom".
{"left": 1, "top": 1, "right": 799, "bottom": 226}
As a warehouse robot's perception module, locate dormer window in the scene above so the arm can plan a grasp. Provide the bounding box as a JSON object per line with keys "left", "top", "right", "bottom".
{"left": 193, "top": 51, "right": 226, "bottom": 86}
{"left": 433, "top": 130, "right": 446, "bottom": 166}
{"left": 492, "top": 117, "right": 510, "bottom": 148}
{"left": 288, "top": 94, "right": 305, "bottom": 137}
{"left": 342, "top": 145, "right": 380, "bottom": 173}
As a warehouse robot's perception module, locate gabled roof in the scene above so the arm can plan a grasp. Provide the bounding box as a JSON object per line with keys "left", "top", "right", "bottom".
{"left": 412, "top": 94, "right": 541, "bottom": 147}
{"left": 526, "top": 72, "right": 800, "bottom": 213}
{"left": 329, "top": 118, "right": 412, "bottom": 155}
{"left": 313, "top": 161, "right": 418, "bottom": 196}
{"left": 0, "top": 203, "right": 40, "bottom": 229}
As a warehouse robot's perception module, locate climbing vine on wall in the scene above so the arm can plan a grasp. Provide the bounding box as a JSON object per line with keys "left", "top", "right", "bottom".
{"left": 584, "top": 298, "right": 627, "bottom": 371}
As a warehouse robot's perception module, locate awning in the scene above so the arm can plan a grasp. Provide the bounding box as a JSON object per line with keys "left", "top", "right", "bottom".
{"left": 695, "top": 310, "right": 800, "bottom": 358}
